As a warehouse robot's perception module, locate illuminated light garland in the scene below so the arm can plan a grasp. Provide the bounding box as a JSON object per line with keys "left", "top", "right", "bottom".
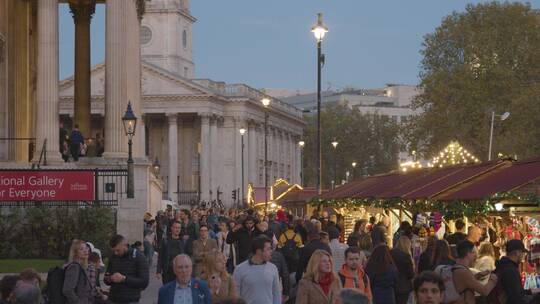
{"left": 427, "top": 141, "right": 479, "bottom": 168}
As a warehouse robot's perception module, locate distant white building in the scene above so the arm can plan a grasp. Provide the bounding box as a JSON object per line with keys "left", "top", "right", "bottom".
{"left": 282, "top": 84, "right": 421, "bottom": 162}
{"left": 281, "top": 84, "right": 421, "bottom": 124}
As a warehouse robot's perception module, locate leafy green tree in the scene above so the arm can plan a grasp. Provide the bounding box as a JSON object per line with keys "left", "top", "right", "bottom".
{"left": 302, "top": 104, "right": 400, "bottom": 189}
{"left": 405, "top": 2, "right": 540, "bottom": 160}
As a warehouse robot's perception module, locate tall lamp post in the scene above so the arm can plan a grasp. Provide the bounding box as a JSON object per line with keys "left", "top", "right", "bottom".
{"left": 311, "top": 13, "right": 328, "bottom": 195}
{"left": 488, "top": 111, "right": 510, "bottom": 161}
{"left": 239, "top": 128, "right": 246, "bottom": 208}
{"left": 351, "top": 161, "right": 357, "bottom": 181}
{"left": 331, "top": 139, "right": 338, "bottom": 189}
{"left": 122, "top": 102, "right": 137, "bottom": 198}
{"left": 261, "top": 98, "right": 271, "bottom": 215}
{"left": 298, "top": 140, "right": 305, "bottom": 186}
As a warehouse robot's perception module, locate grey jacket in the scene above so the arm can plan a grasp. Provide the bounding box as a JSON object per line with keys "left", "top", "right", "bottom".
{"left": 62, "top": 262, "right": 93, "bottom": 304}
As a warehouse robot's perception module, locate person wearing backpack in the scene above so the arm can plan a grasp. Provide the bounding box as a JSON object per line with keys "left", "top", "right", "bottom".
{"left": 59, "top": 239, "right": 93, "bottom": 304}
{"left": 489, "top": 239, "right": 538, "bottom": 304}
{"left": 338, "top": 246, "right": 372, "bottom": 302}
{"left": 278, "top": 220, "right": 303, "bottom": 274}
{"left": 437, "top": 240, "right": 497, "bottom": 304}
{"left": 104, "top": 234, "right": 149, "bottom": 304}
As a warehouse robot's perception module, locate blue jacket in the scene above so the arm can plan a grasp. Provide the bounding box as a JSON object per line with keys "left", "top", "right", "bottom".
{"left": 157, "top": 278, "right": 211, "bottom": 304}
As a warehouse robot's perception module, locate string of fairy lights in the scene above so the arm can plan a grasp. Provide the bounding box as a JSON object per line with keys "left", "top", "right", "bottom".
{"left": 400, "top": 141, "right": 480, "bottom": 172}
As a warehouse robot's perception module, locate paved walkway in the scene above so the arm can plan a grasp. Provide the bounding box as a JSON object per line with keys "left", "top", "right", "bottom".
{"left": 140, "top": 254, "right": 160, "bottom": 304}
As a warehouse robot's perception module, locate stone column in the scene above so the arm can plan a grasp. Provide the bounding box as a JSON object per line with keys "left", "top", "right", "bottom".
{"left": 35, "top": 0, "right": 62, "bottom": 163}
{"left": 248, "top": 121, "right": 257, "bottom": 185}
{"left": 200, "top": 115, "right": 210, "bottom": 202}
{"left": 104, "top": 0, "right": 142, "bottom": 158}
{"left": 209, "top": 116, "right": 218, "bottom": 199}
{"left": 167, "top": 114, "right": 178, "bottom": 201}
{"left": 234, "top": 117, "right": 242, "bottom": 202}
{"left": 69, "top": 0, "right": 95, "bottom": 138}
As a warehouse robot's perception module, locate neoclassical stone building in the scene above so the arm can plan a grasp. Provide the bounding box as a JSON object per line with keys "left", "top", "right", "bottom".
{"left": 0, "top": 0, "right": 305, "bottom": 207}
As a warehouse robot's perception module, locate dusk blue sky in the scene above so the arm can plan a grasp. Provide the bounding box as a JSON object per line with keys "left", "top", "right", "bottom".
{"left": 58, "top": 1, "right": 540, "bottom": 91}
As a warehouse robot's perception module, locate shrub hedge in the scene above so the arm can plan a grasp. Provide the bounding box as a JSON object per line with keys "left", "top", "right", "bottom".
{"left": 0, "top": 207, "right": 116, "bottom": 259}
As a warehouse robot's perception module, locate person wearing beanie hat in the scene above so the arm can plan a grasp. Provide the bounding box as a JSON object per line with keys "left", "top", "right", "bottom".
{"left": 328, "top": 227, "right": 348, "bottom": 273}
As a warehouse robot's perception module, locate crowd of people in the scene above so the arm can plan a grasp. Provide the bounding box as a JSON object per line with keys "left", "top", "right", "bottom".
{"left": 1, "top": 206, "right": 539, "bottom": 304}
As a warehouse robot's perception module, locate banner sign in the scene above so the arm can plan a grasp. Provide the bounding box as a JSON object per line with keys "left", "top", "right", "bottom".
{"left": 0, "top": 170, "right": 95, "bottom": 201}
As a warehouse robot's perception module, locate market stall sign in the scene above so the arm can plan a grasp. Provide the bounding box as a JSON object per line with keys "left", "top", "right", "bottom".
{"left": 0, "top": 170, "right": 94, "bottom": 201}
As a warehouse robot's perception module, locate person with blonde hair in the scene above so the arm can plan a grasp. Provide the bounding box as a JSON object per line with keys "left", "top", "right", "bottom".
{"left": 475, "top": 242, "right": 496, "bottom": 273}
{"left": 200, "top": 251, "right": 236, "bottom": 303}
{"left": 63, "top": 239, "right": 93, "bottom": 304}
{"left": 296, "top": 249, "right": 342, "bottom": 304}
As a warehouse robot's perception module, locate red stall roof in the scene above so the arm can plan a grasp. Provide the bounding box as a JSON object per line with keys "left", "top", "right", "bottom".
{"left": 319, "top": 156, "right": 540, "bottom": 202}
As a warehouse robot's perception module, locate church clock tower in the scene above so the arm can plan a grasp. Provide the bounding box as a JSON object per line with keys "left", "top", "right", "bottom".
{"left": 140, "top": 0, "right": 195, "bottom": 78}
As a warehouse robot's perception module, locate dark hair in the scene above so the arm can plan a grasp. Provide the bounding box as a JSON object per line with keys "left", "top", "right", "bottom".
{"left": 243, "top": 216, "right": 255, "bottom": 225}
{"left": 251, "top": 235, "right": 271, "bottom": 254}
{"left": 353, "top": 219, "right": 367, "bottom": 234}
{"left": 19, "top": 268, "right": 40, "bottom": 284}
{"left": 371, "top": 225, "right": 387, "bottom": 246}
{"left": 345, "top": 246, "right": 361, "bottom": 259}
{"left": 456, "top": 240, "right": 475, "bottom": 259}
{"left": 109, "top": 234, "right": 125, "bottom": 248}
{"left": 0, "top": 275, "right": 20, "bottom": 300}
{"left": 413, "top": 271, "right": 445, "bottom": 293}
{"left": 88, "top": 252, "right": 100, "bottom": 264}
{"left": 339, "top": 288, "right": 370, "bottom": 304}
{"left": 199, "top": 224, "right": 208, "bottom": 231}
{"left": 180, "top": 209, "right": 191, "bottom": 218}
{"left": 432, "top": 240, "right": 453, "bottom": 267}
{"left": 74, "top": 124, "right": 79, "bottom": 129}
{"left": 215, "top": 298, "right": 247, "bottom": 304}
{"left": 132, "top": 241, "right": 142, "bottom": 249}
{"left": 455, "top": 219, "right": 465, "bottom": 230}
{"left": 319, "top": 231, "right": 329, "bottom": 239}
{"left": 365, "top": 245, "right": 394, "bottom": 275}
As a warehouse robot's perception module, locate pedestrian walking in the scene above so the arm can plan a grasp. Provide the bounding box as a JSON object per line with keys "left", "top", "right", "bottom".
{"left": 338, "top": 246, "right": 372, "bottom": 301}
{"left": 157, "top": 254, "right": 212, "bottom": 304}
{"left": 338, "top": 289, "right": 370, "bottom": 304}
{"left": 104, "top": 234, "right": 149, "bottom": 304}
{"left": 232, "top": 235, "right": 281, "bottom": 304}
{"left": 226, "top": 216, "right": 262, "bottom": 264}
{"left": 413, "top": 271, "right": 445, "bottom": 304}
{"left": 63, "top": 239, "right": 93, "bottom": 304}
{"left": 295, "top": 229, "right": 332, "bottom": 283}
{"left": 365, "top": 245, "right": 398, "bottom": 304}
{"left": 277, "top": 219, "right": 303, "bottom": 273}
{"left": 390, "top": 236, "right": 414, "bottom": 304}
{"left": 157, "top": 221, "right": 191, "bottom": 284}
{"left": 200, "top": 251, "right": 236, "bottom": 303}
{"left": 192, "top": 225, "right": 218, "bottom": 277}
{"left": 328, "top": 227, "right": 348, "bottom": 273}
{"left": 70, "top": 124, "right": 84, "bottom": 161}
{"left": 296, "top": 249, "right": 342, "bottom": 304}
{"left": 270, "top": 247, "right": 289, "bottom": 303}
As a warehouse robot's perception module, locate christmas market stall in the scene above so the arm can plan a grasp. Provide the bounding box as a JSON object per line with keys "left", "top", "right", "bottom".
{"left": 312, "top": 151, "right": 540, "bottom": 286}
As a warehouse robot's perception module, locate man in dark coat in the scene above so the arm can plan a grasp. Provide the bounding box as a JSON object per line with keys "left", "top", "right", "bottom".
{"left": 226, "top": 216, "right": 262, "bottom": 264}
{"left": 104, "top": 234, "right": 149, "bottom": 303}
{"left": 491, "top": 239, "right": 537, "bottom": 304}
{"left": 295, "top": 229, "right": 332, "bottom": 283}
{"left": 69, "top": 124, "right": 84, "bottom": 161}
{"left": 157, "top": 221, "right": 191, "bottom": 284}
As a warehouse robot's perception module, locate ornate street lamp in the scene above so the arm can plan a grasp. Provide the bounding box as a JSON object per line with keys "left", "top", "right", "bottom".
{"left": 261, "top": 98, "right": 271, "bottom": 215}
{"left": 351, "top": 161, "right": 357, "bottom": 181}
{"left": 152, "top": 157, "right": 160, "bottom": 175}
{"left": 239, "top": 127, "right": 246, "bottom": 208}
{"left": 311, "top": 13, "right": 328, "bottom": 195}
{"left": 122, "top": 102, "right": 137, "bottom": 198}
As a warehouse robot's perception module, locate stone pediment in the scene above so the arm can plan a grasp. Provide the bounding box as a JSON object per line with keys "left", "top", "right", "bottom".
{"left": 59, "top": 61, "right": 215, "bottom": 99}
